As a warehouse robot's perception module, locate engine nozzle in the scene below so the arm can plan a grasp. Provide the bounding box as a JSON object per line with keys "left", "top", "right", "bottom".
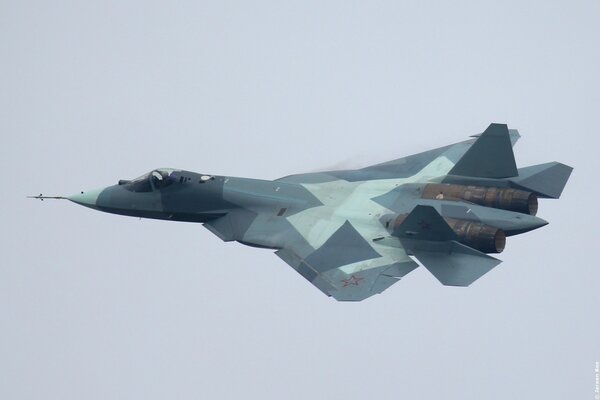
{"left": 422, "top": 183, "right": 538, "bottom": 215}
{"left": 390, "top": 214, "right": 506, "bottom": 253}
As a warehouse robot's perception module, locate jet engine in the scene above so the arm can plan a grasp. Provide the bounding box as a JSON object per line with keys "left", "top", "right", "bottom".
{"left": 390, "top": 214, "right": 506, "bottom": 253}
{"left": 421, "top": 183, "right": 538, "bottom": 215}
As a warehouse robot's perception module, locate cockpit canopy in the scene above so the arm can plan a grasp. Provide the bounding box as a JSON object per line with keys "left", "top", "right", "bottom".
{"left": 122, "top": 168, "right": 181, "bottom": 192}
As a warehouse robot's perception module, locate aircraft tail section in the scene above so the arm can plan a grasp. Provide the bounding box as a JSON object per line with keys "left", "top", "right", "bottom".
{"left": 510, "top": 162, "right": 573, "bottom": 199}
{"left": 449, "top": 123, "right": 518, "bottom": 179}
{"left": 392, "top": 205, "right": 457, "bottom": 241}
{"left": 413, "top": 241, "right": 501, "bottom": 286}
{"left": 394, "top": 205, "right": 501, "bottom": 286}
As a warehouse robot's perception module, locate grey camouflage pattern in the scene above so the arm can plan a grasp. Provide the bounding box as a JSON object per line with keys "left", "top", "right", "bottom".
{"left": 59, "top": 123, "right": 572, "bottom": 301}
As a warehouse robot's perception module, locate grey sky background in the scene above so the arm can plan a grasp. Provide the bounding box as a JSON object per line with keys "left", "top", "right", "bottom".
{"left": 1, "top": 1, "right": 599, "bottom": 399}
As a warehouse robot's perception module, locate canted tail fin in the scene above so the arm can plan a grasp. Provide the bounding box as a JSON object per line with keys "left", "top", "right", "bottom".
{"left": 395, "top": 205, "right": 501, "bottom": 286}
{"left": 449, "top": 123, "right": 518, "bottom": 179}
{"left": 392, "top": 205, "right": 457, "bottom": 241}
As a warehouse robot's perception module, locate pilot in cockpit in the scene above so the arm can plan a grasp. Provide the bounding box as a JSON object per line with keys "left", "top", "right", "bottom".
{"left": 122, "top": 169, "right": 179, "bottom": 192}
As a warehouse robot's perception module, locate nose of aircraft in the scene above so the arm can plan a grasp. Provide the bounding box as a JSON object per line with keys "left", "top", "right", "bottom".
{"left": 67, "top": 187, "right": 105, "bottom": 209}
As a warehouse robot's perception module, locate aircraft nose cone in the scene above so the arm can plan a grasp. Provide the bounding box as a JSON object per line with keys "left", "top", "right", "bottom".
{"left": 67, "top": 188, "right": 104, "bottom": 208}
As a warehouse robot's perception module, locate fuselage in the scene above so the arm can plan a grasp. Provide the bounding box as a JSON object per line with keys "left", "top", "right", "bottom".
{"left": 52, "top": 123, "right": 572, "bottom": 301}
{"left": 68, "top": 167, "right": 548, "bottom": 253}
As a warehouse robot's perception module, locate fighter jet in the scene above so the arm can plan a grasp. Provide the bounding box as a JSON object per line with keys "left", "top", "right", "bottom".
{"left": 33, "top": 124, "right": 572, "bottom": 301}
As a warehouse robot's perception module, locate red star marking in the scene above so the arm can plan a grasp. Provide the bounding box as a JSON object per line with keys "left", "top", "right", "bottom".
{"left": 341, "top": 275, "right": 364, "bottom": 287}
{"left": 418, "top": 220, "right": 431, "bottom": 230}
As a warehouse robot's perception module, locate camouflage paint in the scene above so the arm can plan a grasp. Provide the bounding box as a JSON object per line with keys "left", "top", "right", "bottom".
{"left": 65, "top": 124, "right": 572, "bottom": 301}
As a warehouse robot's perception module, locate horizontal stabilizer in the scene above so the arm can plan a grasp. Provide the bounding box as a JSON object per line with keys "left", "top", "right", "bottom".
{"left": 449, "top": 123, "right": 518, "bottom": 179}
{"left": 413, "top": 241, "right": 502, "bottom": 286}
{"left": 511, "top": 162, "right": 573, "bottom": 199}
{"left": 393, "top": 205, "right": 457, "bottom": 241}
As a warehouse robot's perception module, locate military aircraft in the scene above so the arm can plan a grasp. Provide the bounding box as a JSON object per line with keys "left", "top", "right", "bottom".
{"left": 32, "top": 124, "right": 572, "bottom": 301}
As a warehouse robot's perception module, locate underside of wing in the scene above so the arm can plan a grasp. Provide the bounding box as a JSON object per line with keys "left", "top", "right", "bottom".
{"left": 275, "top": 221, "right": 418, "bottom": 301}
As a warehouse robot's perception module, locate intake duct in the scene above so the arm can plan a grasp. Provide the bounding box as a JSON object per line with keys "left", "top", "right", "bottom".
{"left": 422, "top": 183, "right": 538, "bottom": 215}
{"left": 391, "top": 214, "right": 506, "bottom": 254}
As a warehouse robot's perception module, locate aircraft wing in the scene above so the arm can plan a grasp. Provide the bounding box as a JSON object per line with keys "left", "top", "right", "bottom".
{"left": 275, "top": 204, "right": 507, "bottom": 301}
{"left": 274, "top": 220, "right": 418, "bottom": 301}
{"left": 277, "top": 126, "right": 521, "bottom": 183}
{"left": 212, "top": 124, "right": 560, "bottom": 300}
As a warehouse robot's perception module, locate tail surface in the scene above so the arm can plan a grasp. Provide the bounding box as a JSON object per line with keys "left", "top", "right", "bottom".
{"left": 395, "top": 205, "right": 502, "bottom": 286}
{"left": 449, "top": 123, "right": 518, "bottom": 179}
{"left": 511, "top": 162, "right": 573, "bottom": 199}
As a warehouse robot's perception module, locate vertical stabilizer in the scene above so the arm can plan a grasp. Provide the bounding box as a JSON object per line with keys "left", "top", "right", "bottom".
{"left": 449, "top": 123, "right": 518, "bottom": 178}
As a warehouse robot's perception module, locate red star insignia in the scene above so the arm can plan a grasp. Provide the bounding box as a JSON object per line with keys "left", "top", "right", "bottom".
{"left": 418, "top": 220, "right": 431, "bottom": 230}
{"left": 341, "top": 275, "right": 364, "bottom": 287}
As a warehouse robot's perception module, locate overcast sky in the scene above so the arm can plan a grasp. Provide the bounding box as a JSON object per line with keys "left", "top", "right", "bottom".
{"left": 1, "top": 1, "right": 599, "bottom": 399}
